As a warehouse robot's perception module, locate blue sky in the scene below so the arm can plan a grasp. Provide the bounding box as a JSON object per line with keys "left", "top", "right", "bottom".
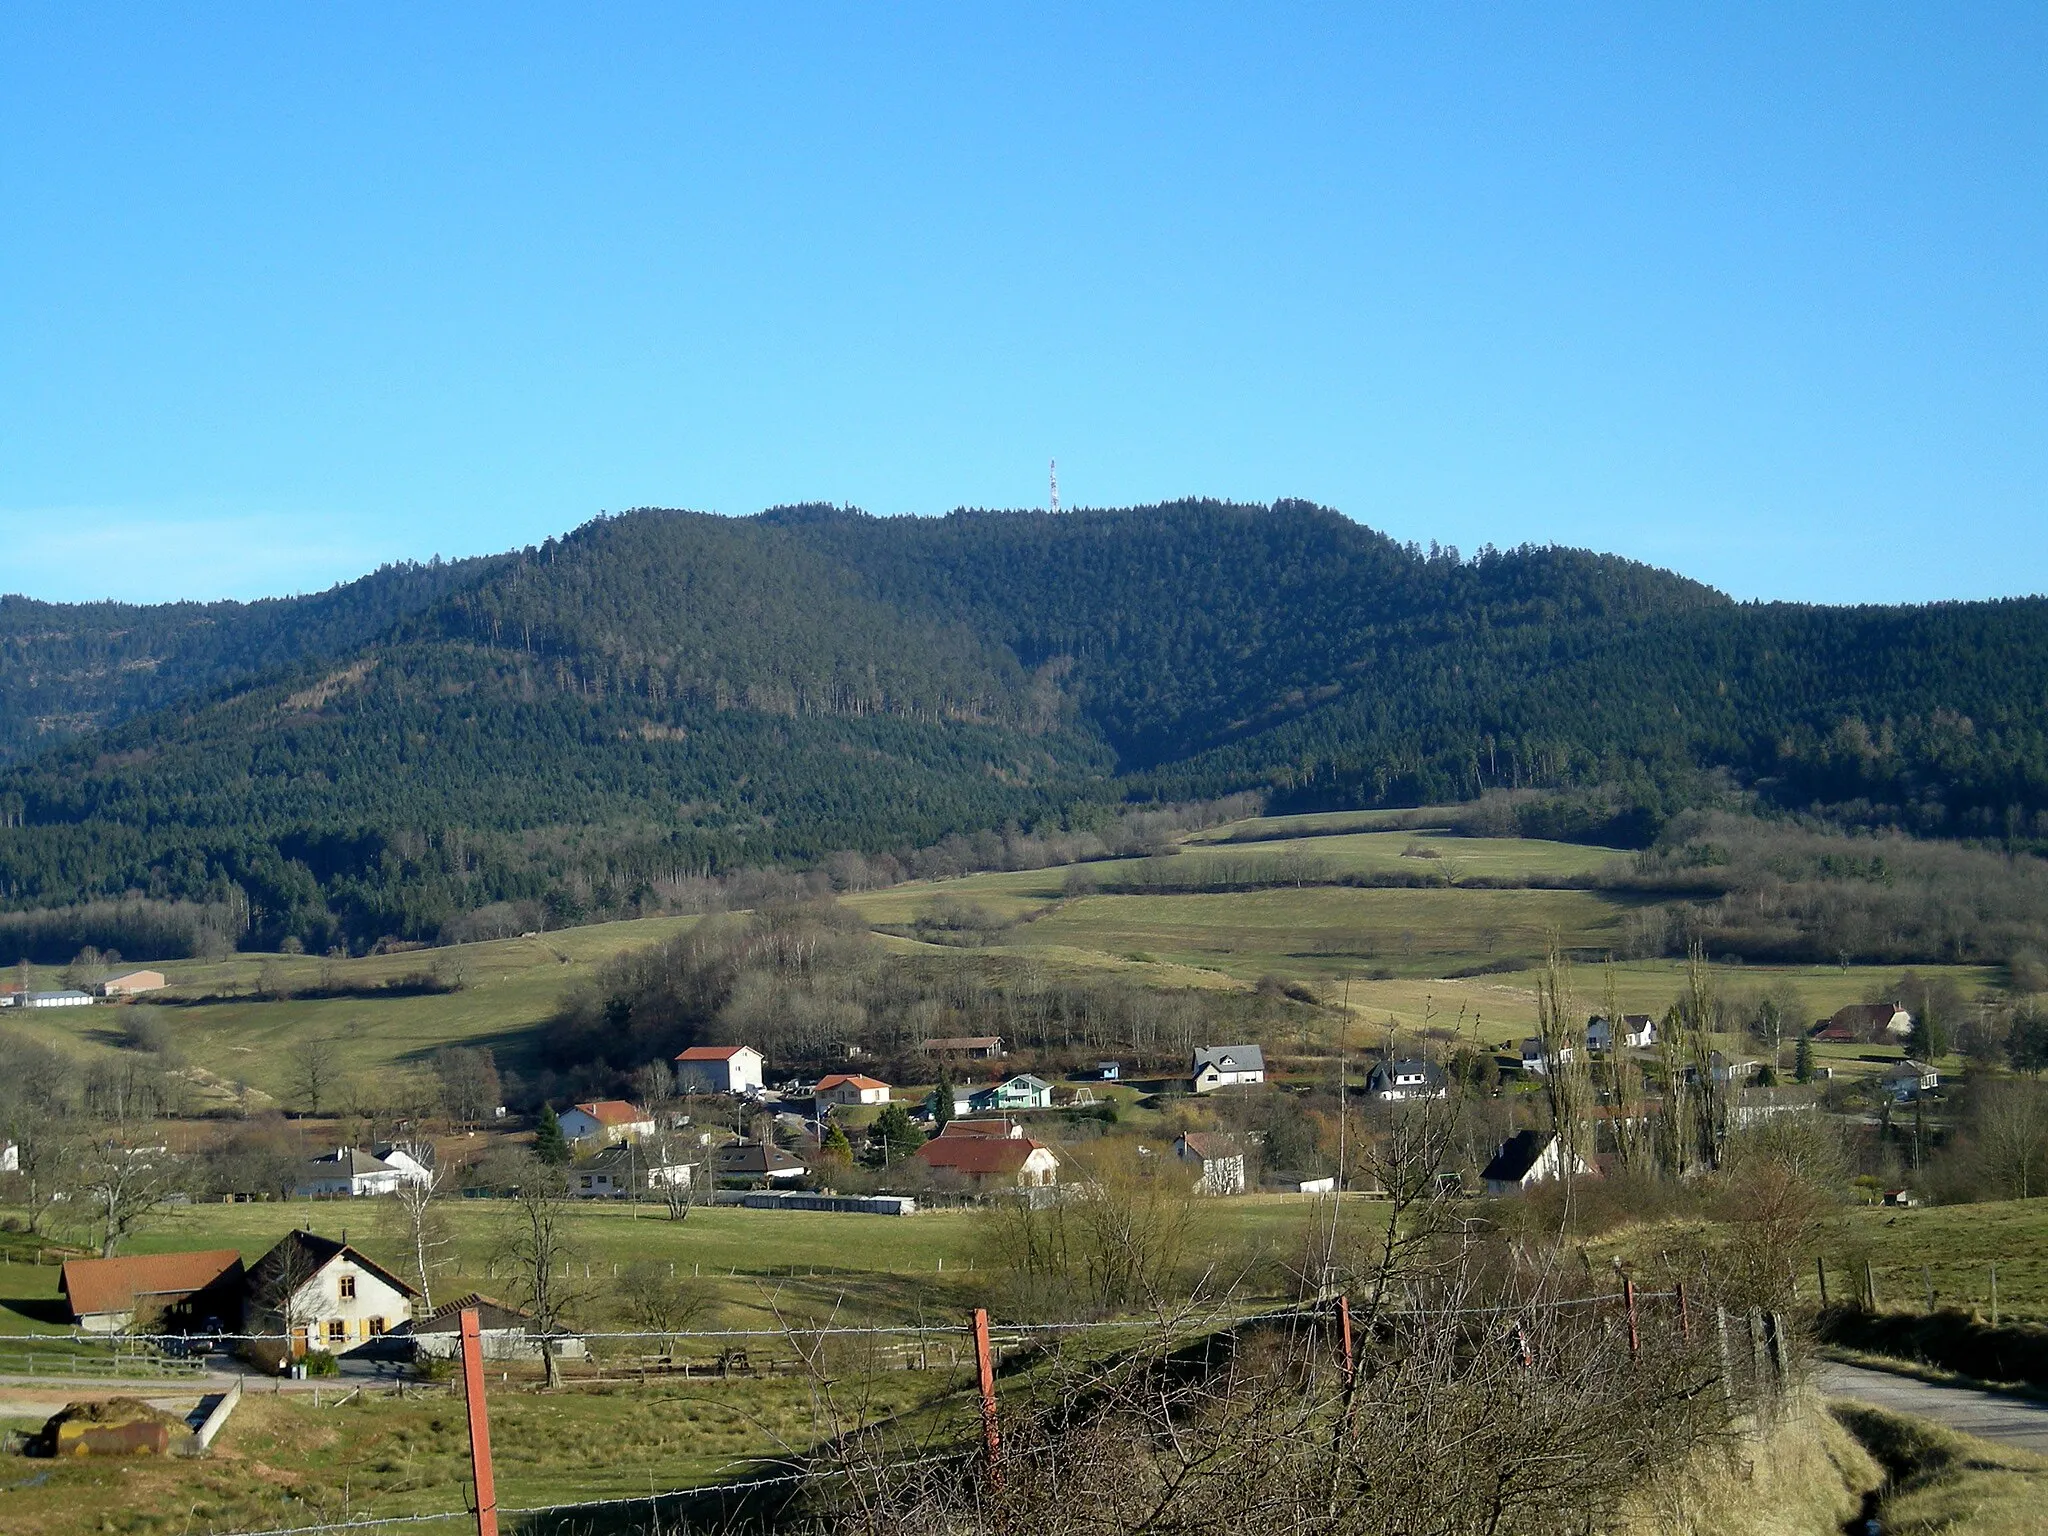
{"left": 2, "top": 5, "right": 2043, "bottom": 605}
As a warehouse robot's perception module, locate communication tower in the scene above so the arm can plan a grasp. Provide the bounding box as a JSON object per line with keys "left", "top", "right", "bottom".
{"left": 1050, "top": 459, "right": 1060, "bottom": 514}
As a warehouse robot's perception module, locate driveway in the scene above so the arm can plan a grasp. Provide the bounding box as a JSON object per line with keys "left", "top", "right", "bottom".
{"left": 1817, "top": 1360, "right": 2048, "bottom": 1456}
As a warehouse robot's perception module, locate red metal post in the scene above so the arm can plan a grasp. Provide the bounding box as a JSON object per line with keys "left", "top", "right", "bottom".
{"left": 1336, "top": 1295, "right": 1356, "bottom": 1390}
{"left": 460, "top": 1309, "right": 500, "bottom": 1536}
{"left": 1515, "top": 1324, "right": 1532, "bottom": 1370}
{"left": 1624, "top": 1279, "right": 1640, "bottom": 1357}
{"left": 971, "top": 1308, "right": 1002, "bottom": 1492}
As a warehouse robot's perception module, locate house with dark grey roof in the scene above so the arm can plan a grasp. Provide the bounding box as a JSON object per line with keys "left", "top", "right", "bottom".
{"left": 1480, "top": 1131, "right": 1595, "bottom": 1196}
{"left": 296, "top": 1147, "right": 405, "bottom": 1198}
{"left": 1366, "top": 1059, "right": 1447, "bottom": 1102}
{"left": 244, "top": 1230, "right": 418, "bottom": 1369}
{"left": 1190, "top": 1045, "right": 1266, "bottom": 1092}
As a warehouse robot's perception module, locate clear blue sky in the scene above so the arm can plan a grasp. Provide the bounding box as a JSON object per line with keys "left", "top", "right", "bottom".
{"left": 2, "top": 5, "right": 2043, "bottom": 605}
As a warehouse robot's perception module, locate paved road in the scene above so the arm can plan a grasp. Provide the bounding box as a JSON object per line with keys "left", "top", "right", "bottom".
{"left": 1818, "top": 1361, "right": 2048, "bottom": 1456}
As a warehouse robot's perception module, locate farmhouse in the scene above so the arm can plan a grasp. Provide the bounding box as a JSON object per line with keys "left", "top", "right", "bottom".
{"left": 95, "top": 970, "right": 168, "bottom": 998}
{"left": 296, "top": 1147, "right": 405, "bottom": 1198}
{"left": 1174, "top": 1131, "right": 1247, "bottom": 1195}
{"left": 966, "top": 1074, "right": 1053, "bottom": 1113}
{"left": 1365, "top": 1058, "right": 1447, "bottom": 1102}
{"left": 557, "top": 1100, "right": 654, "bottom": 1145}
{"left": 1189, "top": 1045, "right": 1265, "bottom": 1092}
{"left": 372, "top": 1141, "right": 435, "bottom": 1188}
{"left": 244, "top": 1231, "right": 418, "bottom": 1368}
{"left": 915, "top": 1135, "right": 1059, "bottom": 1189}
{"left": 1814, "top": 1002, "right": 1914, "bottom": 1044}
{"left": 920, "top": 1035, "right": 1006, "bottom": 1060}
{"left": 573, "top": 1140, "right": 698, "bottom": 1198}
{"left": 395, "top": 1294, "right": 588, "bottom": 1362}
{"left": 1480, "top": 1131, "right": 1596, "bottom": 1196}
{"left": 674, "top": 1044, "right": 766, "bottom": 1096}
{"left": 59, "top": 1250, "right": 244, "bottom": 1334}
{"left": 815, "top": 1073, "right": 891, "bottom": 1108}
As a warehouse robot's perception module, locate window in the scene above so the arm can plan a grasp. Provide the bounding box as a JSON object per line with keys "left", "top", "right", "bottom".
{"left": 327, "top": 1319, "right": 346, "bottom": 1344}
{"left": 338, "top": 1273, "right": 357, "bottom": 1300}
{"left": 368, "top": 1317, "right": 386, "bottom": 1337}
{"left": 581, "top": 1176, "right": 593, "bottom": 1189}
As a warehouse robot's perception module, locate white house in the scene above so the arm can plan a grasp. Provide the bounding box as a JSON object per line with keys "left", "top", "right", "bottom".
{"left": 0, "top": 1139, "right": 17, "bottom": 1173}
{"left": 296, "top": 1147, "right": 405, "bottom": 1198}
{"left": 1518, "top": 1039, "right": 1576, "bottom": 1076}
{"left": 371, "top": 1142, "right": 435, "bottom": 1189}
{"left": 1882, "top": 1060, "right": 1940, "bottom": 1102}
{"left": 815, "top": 1073, "right": 891, "bottom": 1108}
{"left": 557, "top": 1100, "right": 655, "bottom": 1145}
{"left": 674, "top": 1044, "right": 766, "bottom": 1096}
{"left": 1189, "top": 1045, "right": 1266, "bottom": 1092}
{"left": 915, "top": 1135, "right": 1060, "bottom": 1189}
{"left": 1480, "top": 1131, "right": 1596, "bottom": 1196}
{"left": 244, "top": 1231, "right": 417, "bottom": 1368}
{"left": 396, "top": 1293, "right": 587, "bottom": 1362}
{"left": 1365, "top": 1058, "right": 1448, "bottom": 1102}
{"left": 96, "top": 970, "right": 168, "bottom": 998}
{"left": 1585, "top": 1015, "right": 1656, "bottom": 1053}
{"left": 1174, "top": 1132, "right": 1248, "bottom": 1195}
{"left": 572, "top": 1141, "right": 699, "bottom": 1198}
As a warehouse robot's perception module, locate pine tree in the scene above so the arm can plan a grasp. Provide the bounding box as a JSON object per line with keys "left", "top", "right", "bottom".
{"left": 869, "top": 1103, "right": 925, "bottom": 1167}
{"left": 1794, "top": 1033, "right": 1814, "bottom": 1084}
{"left": 932, "top": 1071, "right": 957, "bottom": 1132}
{"left": 534, "top": 1104, "right": 571, "bottom": 1166}
{"left": 821, "top": 1121, "right": 853, "bottom": 1159}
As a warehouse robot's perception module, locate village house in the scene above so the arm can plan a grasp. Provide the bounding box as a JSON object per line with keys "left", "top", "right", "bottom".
{"left": 18, "top": 989, "right": 93, "bottom": 1009}
{"left": 1189, "top": 1044, "right": 1266, "bottom": 1093}
{"left": 394, "top": 1293, "right": 588, "bottom": 1362}
{"left": 372, "top": 1141, "right": 435, "bottom": 1188}
{"left": 572, "top": 1140, "right": 699, "bottom": 1198}
{"left": 1585, "top": 1014, "right": 1656, "bottom": 1052}
{"left": 557, "top": 1100, "right": 655, "bottom": 1145}
{"left": 1365, "top": 1058, "right": 1448, "bottom": 1102}
{"left": 815, "top": 1073, "right": 891, "bottom": 1108}
{"left": 94, "top": 969, "right": 168, "bottom": 998}
{"left": 936, "top": 1118, "right": 1026, "bottom": 1140}
{"left": 673, "top": 1044, "right": 767, "bottom": 1096}
{"left": 1480, "top": 1131, "right": 1597, "bottom": 1196}
{"left": 919, "top": 1035, "right": 1006, "bottom": 1060}
{"left": 915, "top": 1135, "right": 1060, "bottom": 1189}
{"left": 1813, "top": 1001, "right": 1914, "bottom": 1044}
{"left": 244, "top": 1231, "right": 418, "bottom": 1369}
{"left": 59, "top": 1250, "right": 245, "bottom": 1334}
{"left": 714, "top": 1138, "right": 807, "bottom": 1186}
{"left": 296, "top": 1147, "right": 406, "bottom": 1198}
{"left": 1518, "top": 1039, "right": 1575, "bottom": 1076}
{"left": 967, "top": 1074, "right": 1053, "bottom": 1113}
{"left": 1882, "top": 1060, "right": 1940, "bottom": 1102}
{"left": 1174, "top": 1131, "right": 1248, "bottom": 1195}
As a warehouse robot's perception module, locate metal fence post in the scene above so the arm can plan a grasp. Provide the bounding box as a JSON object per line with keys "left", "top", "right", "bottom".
{"left": 460, "top": 1309, "right": 500, "bottom": 1536}
{"left": 1623, "top": 1280, "right": 1639, "bottom": 1358}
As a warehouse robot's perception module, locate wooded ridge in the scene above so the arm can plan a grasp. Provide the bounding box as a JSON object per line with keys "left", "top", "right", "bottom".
{"left": 0, "top": 499, "right": 2041, "bottom": 951}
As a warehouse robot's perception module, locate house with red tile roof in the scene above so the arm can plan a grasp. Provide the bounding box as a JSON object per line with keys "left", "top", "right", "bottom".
{"left": 915, "top": 1135, "right": 1059, "bottom": 1189}
{"left": 558, "top": 1100, "right": 655, "bottom": 1144}
{"left": 60, "top": 1249, "right": 245, "bottom": 1334}
{"left": 815, "top": 1073, "right": 891, "bottom": 1107}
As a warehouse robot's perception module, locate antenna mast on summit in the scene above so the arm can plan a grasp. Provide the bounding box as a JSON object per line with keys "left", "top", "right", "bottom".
{"left": 1049, "top": 459, "right": 1060, "bottom": 514}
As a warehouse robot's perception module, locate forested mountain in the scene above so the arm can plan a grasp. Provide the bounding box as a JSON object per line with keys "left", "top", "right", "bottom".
{"left": 0, "top": 554, "right": 504, "bottom": 760}
{"left": 0, "top": 499, "right": 2042, "bottom": 955}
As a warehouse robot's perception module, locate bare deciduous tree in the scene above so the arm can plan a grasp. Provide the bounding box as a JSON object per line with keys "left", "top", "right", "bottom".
{"left": 500, "top": 1154, "right": 585, "bottom": 1388}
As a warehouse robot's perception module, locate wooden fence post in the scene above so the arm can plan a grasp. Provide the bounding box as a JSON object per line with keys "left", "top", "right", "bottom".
{"left": 1623, "top": 1280, "right": 1639, "bottom": 1358}
{"left": 459, "top": 1309, "right": 499, "bottom": 1536}
{"left": 1924, "top": 1265, "right": 1935, "bottom": 1313}
{"left": 1675, "top": 1281, "right": 1691, "bottom": 1342}
{"left": 1337, "top": 1296, "right": 1355, "bottom": 1391}
{"left": 1713, "top": 1305, "right": 1734, "bottom": 1407}
{"left": 1990, "top": 1264, "right": 1999, "bottom": 1327}
{"left": 971, "top": 1308, "right": 1001, "bottom": 1493}
{"left": 1748, "top": 1308, "right": 1770, "bottom": 1402}
{"left": 1865, "top": 1260, "right": 1878, "bottom": 1310}
{"left": 1816, "top": 1257, "right": 1828, "bottom": 1309}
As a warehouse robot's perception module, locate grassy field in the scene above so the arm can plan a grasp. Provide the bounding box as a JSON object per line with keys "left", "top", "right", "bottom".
{"left": 1580, "top": 1196, "right": 2048, "bottom": 1323}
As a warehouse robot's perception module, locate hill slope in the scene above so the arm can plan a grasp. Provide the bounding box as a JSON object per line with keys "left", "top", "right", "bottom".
{"left": 0, "top": 500, "right": 2042, "bottom": 953}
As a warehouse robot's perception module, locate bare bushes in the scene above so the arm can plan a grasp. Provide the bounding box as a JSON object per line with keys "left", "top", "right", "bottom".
{"left": 981, "top": 1143, "right": 1202, "bottom": 1316}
